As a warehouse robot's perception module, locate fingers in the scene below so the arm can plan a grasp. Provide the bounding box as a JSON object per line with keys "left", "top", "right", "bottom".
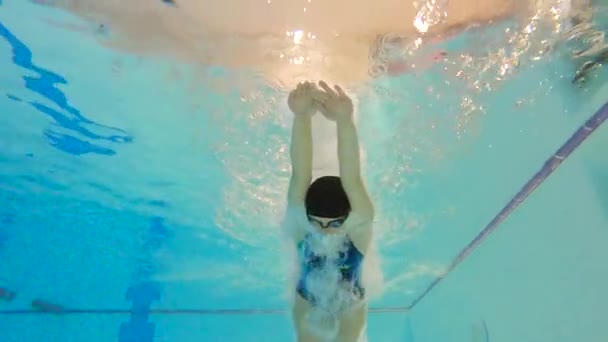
{"left": 295, "top": 81, "right": 314, "bottom": 94}
{"left": 295, "top": 82, "right": 304, "bottom": 94}
{"left": 302, "top": 81, "right": 327, "bottom": 102}
{"left": 299, "top": 82, "right": 313, "bottom": 97}
{"left": 318, "top": 81, "right": 348, "bottom": 99}
{"left": 318, "top": 80, "right": 338, "bottom": 97}
{"left": 334, "top": 84, "right": 347, "bottom": 97}
{"left": 303, "top": 81, "right": 316, "bottom": 92}
{"left": 294, "top": 81, "right": 347, "bottom": 101}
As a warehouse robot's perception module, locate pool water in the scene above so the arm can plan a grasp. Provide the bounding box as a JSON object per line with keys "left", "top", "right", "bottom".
{"left": 1, "top": 1, "right": 608, "bottom": 341}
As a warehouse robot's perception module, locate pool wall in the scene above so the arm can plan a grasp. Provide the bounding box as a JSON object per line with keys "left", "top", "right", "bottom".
{"left": 404, "top": 64, "right": 608, "bottom": 341}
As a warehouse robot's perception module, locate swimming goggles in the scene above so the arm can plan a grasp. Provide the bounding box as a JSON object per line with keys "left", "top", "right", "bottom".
{"left": 307, "top": 215, "right": 347, "bottom": 229}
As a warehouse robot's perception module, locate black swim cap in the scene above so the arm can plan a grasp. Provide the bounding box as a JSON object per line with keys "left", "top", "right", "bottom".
{"left": 305, "top": 176, "right": 351, "bottom": 218}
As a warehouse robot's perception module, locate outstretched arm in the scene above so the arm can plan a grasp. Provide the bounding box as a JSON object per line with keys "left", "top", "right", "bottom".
{"left": 336, "top": 112, "right": 374, "bottom": 222}
{"left": 287, "top": 82, "right": 316, "bottom": 205}
{"left": 314, "top": 81, "right": 374, "bottom": 223}
{"left": 288, "top": 114, "right": 312, "bottom": 204}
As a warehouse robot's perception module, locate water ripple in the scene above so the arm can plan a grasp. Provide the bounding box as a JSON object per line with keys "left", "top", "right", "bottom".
{"left": 0, "top": 21, "right": 132, "bottom": 155}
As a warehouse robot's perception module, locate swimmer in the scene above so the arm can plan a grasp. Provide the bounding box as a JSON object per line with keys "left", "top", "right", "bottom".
{"left": 284, "top": 81, "right": 374, "bottom": 342}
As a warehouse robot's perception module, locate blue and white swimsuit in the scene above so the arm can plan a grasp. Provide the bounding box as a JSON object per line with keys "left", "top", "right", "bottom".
{"left": 296, "top": 233, "right": 365, "bottom": 305}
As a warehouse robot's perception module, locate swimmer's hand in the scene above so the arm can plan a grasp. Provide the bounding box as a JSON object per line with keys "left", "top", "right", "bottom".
{"left": 288, "top": 81, "right": 319, "bottom": 116}
{"left": 312, "top": 81, "right": 354, "bottom": 122}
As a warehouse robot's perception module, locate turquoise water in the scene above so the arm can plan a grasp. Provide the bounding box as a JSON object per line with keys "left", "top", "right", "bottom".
{"left": 1, "top": 1, "right": 608, "bottom": 341}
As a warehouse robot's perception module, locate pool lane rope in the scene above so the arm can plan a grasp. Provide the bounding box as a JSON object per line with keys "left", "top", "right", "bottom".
{"left": 1, "top": 101, "right": 607, "bottom": 316}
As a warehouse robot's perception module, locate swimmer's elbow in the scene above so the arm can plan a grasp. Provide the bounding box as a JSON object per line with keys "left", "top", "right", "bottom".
{"left": 356, "top": 203, "right": 375, "bottom": 224}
